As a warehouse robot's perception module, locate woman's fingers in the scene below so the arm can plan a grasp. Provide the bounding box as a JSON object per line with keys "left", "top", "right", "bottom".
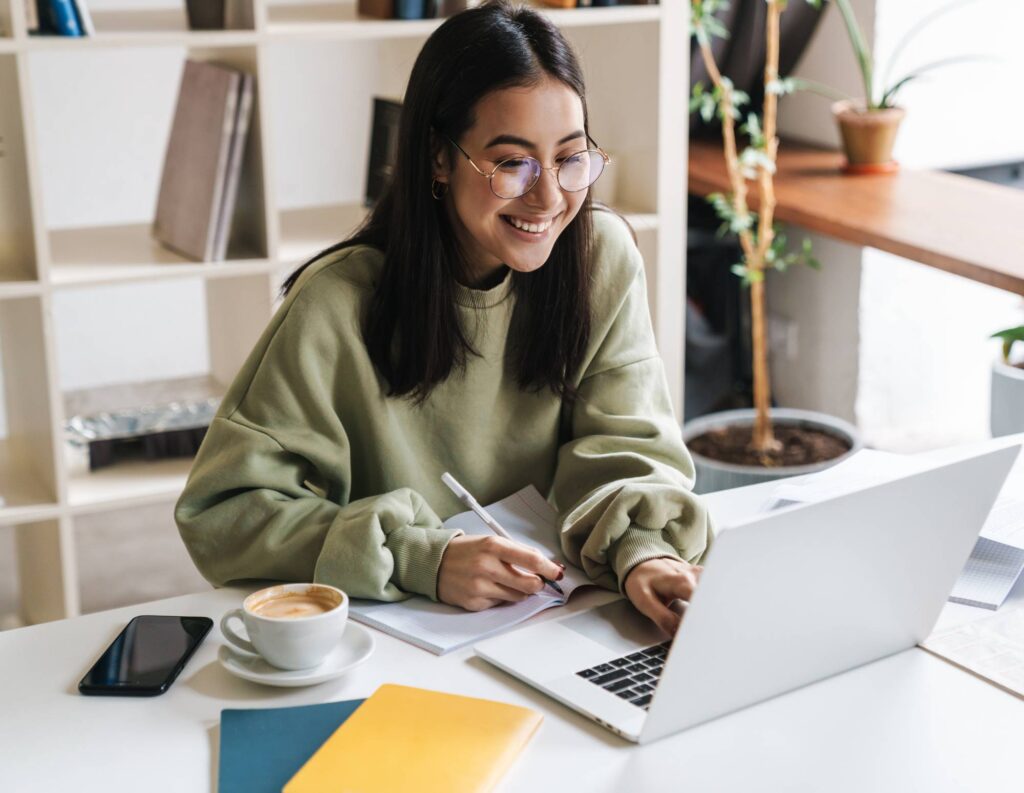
{"left": 488, "top": 536, "right": 564, "bottom": 581}
{"left": 652, "top": 568, "right": 698, "bottom": 603}
{"left": 623, "top": 558, "right": 703, "bottom": 636}
{"left": 631, "top": 588, "right": 681, "bottom": 636}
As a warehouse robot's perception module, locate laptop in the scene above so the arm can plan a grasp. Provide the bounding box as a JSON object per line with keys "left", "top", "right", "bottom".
{"left": 475, "top": 445, "right": 1020, "bottom": 744}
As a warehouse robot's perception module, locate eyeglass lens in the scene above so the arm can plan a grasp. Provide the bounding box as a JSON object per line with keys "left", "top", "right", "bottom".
{"left": 491, "top": 150, "right": 606, "bottom": 199}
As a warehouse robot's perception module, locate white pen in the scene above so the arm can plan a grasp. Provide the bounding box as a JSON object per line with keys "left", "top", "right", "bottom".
{"left": 441, "top": 472, "right": 564, "bottom": 596}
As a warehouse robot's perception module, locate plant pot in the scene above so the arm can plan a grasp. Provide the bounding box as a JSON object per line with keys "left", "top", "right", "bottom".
{"left": 682, "top": 408, "right": 862, "bottom": 494}
{"left": 831, "top": 100, "right": 905, "bottom": 174}
{"left": 991, "top": 358, "right": 1024, "bottom": 437}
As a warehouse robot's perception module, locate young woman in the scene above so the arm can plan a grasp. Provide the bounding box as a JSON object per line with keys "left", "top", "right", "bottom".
{"left": 176, "top": 0, "right": 712, "bottom": 636}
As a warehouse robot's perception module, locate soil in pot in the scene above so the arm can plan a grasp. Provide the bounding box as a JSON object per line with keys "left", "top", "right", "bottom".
{"left": 688, "top": 424, "right": 852, "bottom": 468}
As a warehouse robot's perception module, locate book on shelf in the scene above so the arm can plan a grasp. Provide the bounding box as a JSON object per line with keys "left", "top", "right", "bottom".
{"left": 357, "top": 0, "right": 394, "bottom": 19}
{"left": 395, "top": 0, "right": 425, "bottom": 18}
{"left": 212, "top": 72, "right": 255, "bottom": 261}
{"left": 36, "top": 0, "right": 84, "bottom": 36}
{"left": 365, "top": 97, "right": 403, "bottom": 207}
{"left": 153, "top": 59, "right": 255, "bottom": 263}
{"left": 185, "top": 0, "right": 255, "bottom": 30}
{"left": 74, "top": 0, "right": 94, "bottom": 34}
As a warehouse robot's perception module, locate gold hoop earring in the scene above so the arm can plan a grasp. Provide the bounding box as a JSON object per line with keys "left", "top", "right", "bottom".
{"left": 431, "top": 179, "right": 448, "bottom": 200}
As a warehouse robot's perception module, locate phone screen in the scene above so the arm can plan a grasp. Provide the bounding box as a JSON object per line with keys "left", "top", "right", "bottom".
{"left": 79, "top": 615, "right": 212, "bottom": 696}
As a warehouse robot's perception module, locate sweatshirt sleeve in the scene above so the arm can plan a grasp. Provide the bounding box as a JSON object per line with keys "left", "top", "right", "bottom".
{"left": 175, "top": 416, "right": 462, "bottom": 601}
{"left": 552, "top": 224, "right": 714, "bottom": 592}
{"left": 174, "top": 257, "right": 461, "bottom": 602}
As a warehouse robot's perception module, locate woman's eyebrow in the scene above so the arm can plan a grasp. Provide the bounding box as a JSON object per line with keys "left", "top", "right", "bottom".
{"left": 483, "top": 130, "right": 586, "bottom": 149}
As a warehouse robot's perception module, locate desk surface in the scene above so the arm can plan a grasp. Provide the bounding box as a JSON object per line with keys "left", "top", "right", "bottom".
{"left": 688, "top": 138, "right": 1024, "bottom": 296}
{"left": 2, "top": 476, "right": 1023, "bottom": 792}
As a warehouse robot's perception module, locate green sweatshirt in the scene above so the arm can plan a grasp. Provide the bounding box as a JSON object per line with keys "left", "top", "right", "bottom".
{"left": 175, "top": 210, "right": 712, "bottom": 602}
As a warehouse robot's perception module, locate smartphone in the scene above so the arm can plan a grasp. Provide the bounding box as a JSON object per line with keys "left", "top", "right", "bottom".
{"left": 78, "top": 615, "right": 213, "bottom": 697}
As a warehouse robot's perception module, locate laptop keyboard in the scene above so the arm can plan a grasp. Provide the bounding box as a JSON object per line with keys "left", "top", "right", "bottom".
{"left": 575, "top": 641, "right": 670, "bottom": 709}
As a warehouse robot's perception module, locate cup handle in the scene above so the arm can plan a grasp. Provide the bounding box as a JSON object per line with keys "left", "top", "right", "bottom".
{"left": 220, "top": 608, "right": 257, "bottom": 655}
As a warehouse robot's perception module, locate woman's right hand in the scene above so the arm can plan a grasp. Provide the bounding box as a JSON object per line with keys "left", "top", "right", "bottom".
{"left": 437, "top": 535, "right": 565, "bottom": 611}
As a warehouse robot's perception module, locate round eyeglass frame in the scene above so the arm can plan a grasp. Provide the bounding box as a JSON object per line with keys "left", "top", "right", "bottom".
{"left": 445, "top": 135, "right": 611, "bottom": 200}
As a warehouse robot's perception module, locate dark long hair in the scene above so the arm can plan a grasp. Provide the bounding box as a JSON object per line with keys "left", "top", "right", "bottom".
{"left": 282, "top": 0, "right": 594, "bottom": 402}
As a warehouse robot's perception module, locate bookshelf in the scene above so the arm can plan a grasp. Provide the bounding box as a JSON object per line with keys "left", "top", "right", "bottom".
{"left": 0, "top": 0, "right": 687, "bottom": 624}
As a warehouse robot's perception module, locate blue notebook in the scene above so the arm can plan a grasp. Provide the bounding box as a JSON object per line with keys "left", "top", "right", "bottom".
{"left": 218, "top": 699, "right": 364, "bottom": 793}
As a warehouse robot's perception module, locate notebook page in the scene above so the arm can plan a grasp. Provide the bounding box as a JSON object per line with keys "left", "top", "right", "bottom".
{"left": 920, "top": 604, "right": 1024, "bottom": 698}
{"left": 349, "top": 485, "right": 591, "bottom": 654}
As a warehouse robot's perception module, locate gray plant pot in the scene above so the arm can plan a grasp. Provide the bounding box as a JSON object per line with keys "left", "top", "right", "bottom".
{"left": 682, "top": 408, "right": 863, "bottom": 494}
{"left": 991, "top": 358, "right": 1024, "bottom": 438}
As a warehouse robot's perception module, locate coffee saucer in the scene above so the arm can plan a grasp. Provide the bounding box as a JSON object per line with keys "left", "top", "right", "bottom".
{"left": 217, "top": 622, "right": 375, "bottom": 688}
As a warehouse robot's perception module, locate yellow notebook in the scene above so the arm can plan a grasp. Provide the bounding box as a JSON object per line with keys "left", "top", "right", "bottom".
{"left": 283, "top": 684, "right": 543, "bottom": 793}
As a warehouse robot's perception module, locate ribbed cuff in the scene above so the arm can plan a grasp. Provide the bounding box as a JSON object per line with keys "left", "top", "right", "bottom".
{"left": 606, "top": 525, "right": 684, "bottom": 594}
{"left": 385, "top": 524, "right": 464, "bottom": 601}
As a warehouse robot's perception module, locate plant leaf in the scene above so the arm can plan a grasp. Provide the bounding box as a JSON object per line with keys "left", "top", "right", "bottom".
{"left": 881, "top": 55, "right": 993, "bottom": 107}
{"left": 883, "top": 0, "right": 979, "bottom": 88}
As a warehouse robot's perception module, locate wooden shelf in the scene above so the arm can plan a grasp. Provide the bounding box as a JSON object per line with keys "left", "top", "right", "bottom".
{"left": 67, "top": 457, "right": 194, "bottom": 513}
{"left": 48, "top": 223, "right": 272, "bottom": 287}
{"left": 23, "top": 9, "right": 258, "bottom": 50}
{"left": 688, "top": 138, "right": 1024, "bottom": 296}
{"left": 0, "top": 280, "right": 43, "bottom": 300}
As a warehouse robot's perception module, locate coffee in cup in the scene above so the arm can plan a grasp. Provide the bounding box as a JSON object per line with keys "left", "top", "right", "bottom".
{"left": 220, "top": 583, "right": 348, "bottom": 671}
{"left": 249, "top": 591, "right": 338, "bottom": 619}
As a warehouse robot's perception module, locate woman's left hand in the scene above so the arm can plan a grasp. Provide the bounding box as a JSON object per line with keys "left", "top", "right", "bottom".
{"left": 623, "top": 557, "right": 703, "bottom": 636}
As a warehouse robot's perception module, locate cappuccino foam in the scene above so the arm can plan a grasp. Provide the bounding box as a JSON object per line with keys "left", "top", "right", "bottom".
{"left": 250, "top": 593, "right": 337, "bottom": 619}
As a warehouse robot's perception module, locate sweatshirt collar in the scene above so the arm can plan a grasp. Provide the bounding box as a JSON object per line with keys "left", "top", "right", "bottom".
{"left": 454, "top": 267, "right": 514, "bottom": 309}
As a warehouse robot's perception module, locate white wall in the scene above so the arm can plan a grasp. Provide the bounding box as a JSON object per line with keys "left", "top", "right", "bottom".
{"left": 775, "top": 0, "right": 1024, "bottom": 451}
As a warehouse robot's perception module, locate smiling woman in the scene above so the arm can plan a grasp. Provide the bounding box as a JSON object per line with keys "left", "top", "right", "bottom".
{"left": 175, "top": 0, "right": 713, "bottom": 637}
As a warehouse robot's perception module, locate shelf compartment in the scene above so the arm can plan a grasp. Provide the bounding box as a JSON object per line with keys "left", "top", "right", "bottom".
{"left": 29, "top": 45, "right": 271, "bottom": 278}
{"left": 265, "top": 1, "right": 660, "bottom": 40}
{"left": 0, "top": 53, "right": 42, "bottom": 283}
{"left": 58, "top": 271, "right": 276, "bottom": 513}
{"left": 0, "top": 295, "right": 61, "bottom": 513}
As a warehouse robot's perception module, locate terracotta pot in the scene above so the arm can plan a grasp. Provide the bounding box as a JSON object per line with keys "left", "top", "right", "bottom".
{"left": 832, "top": 100, "right": 905, "bottom": 173}
{"left": 681, "top": 408, "right": 862, "bottom": 494}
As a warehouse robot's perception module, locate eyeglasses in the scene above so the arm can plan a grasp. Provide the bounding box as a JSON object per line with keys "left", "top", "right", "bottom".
{"left": 446, "top": 136, "right": 610, "bottom": 200}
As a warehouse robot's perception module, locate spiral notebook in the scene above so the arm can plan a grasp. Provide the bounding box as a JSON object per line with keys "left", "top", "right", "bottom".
{"left": 349, "top": 486, "right": 593, "bottom": 654}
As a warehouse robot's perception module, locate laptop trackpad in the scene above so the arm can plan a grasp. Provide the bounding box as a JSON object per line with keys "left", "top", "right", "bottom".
{"left": 561, "top": 599, "right": 668, "bottom": 655}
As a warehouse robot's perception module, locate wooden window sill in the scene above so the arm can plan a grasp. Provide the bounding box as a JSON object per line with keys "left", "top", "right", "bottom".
{"left": 688, "top": 138, "right": 1024, "bottom": 295}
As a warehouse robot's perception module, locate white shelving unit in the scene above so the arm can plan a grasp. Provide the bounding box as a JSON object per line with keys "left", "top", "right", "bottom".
{"left": 0, "top": 0, "right": 687, "bottom": 624}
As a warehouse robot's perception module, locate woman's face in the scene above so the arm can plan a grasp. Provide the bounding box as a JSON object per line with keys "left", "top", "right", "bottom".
{"left": 436, "top": 77, "right": 589, "bottom": 287}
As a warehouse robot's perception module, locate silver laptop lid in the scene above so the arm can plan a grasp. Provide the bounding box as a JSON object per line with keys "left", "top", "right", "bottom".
{"left": 641, "top": 445, "right": 1019, "bottom": 743}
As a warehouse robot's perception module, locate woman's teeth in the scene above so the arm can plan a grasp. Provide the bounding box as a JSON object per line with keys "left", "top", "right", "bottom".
{"left": 504, "top": 216, "right": 552, "bottom": 234}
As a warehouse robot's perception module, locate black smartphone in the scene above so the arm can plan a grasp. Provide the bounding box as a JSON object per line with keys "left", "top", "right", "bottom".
{"left": 78, "top": 615, "right": 213, "bottom": 697}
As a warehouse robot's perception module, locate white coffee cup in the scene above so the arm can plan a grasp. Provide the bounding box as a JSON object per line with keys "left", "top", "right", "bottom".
{"left": 220, "top": 583, "right": 349, "bottom": 671}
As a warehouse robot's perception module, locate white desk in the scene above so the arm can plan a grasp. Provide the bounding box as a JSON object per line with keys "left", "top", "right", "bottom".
{"left": 2, "top": 465, "right": 1023, "bottom": 792}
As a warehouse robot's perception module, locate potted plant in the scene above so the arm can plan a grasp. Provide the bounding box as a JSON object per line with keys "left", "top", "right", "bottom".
{"left": 685, "top": 0, "right": 861, "bottom": 493}
{"left": 783, "top": 0, "right": 981, "bottom": 172}
{"left": 990, "top": 325, "right": 1024, "bottom": 438}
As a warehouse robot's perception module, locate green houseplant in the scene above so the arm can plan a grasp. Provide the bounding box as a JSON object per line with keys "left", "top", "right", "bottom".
{"left": 990, "top": 325, "right": 1024, "bottom": 438}
{"left": 683, "top": 0, "right": 860, "bottom": 493}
